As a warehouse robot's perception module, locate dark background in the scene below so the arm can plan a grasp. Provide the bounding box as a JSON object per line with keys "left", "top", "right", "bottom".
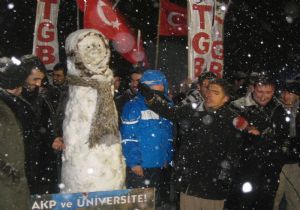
{"left": 0, "top": 0, "right": 299, "bottom": 87}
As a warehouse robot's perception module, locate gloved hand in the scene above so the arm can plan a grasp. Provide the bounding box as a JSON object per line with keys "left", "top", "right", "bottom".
{"left": 138, "top": 83, "right": 154, "bottom": 101}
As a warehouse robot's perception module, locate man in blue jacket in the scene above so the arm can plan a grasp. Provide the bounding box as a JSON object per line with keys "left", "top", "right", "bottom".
{"left": 121, "top": 69, "right": 173, "bottom": 201}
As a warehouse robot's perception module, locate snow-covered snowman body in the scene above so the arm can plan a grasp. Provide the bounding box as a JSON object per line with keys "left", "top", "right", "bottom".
{"left": 61, "top": 29, "right": 125, "bottom": 193}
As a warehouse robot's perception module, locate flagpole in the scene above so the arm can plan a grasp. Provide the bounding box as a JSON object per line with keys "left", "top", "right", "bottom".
{"left": 137, "top": 29, "right": 141, "bottom": 54}
{"left": 135, "top": 29, "right": 142, "bottom": 67}
{"left": 77, "top": 4, "right": 80, "bottom": 30}
{"left": 155, "top": 0, "right": 162, "bottom": 69}
{"left": 187, "top": 0, "right": 193, "bottom": 79}
{"left": 112, "top": 0, "right": 121, "bottom": 9}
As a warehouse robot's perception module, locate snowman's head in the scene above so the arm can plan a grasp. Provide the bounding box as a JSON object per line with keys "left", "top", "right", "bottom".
{"left": 65, "top": 29, "right": 110, "bottom": 77}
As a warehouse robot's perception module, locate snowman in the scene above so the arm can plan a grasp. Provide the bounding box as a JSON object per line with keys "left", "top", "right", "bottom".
{"left": 61, "top": 29, "right": 125, "bottom": 193}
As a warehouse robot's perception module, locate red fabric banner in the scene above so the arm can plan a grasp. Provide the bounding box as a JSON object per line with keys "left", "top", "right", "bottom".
{"left": 187, "top": 0, "right": 227, "bottom": 79}
{"left": 33, "top": 0, "right": 60, "bottom": 70}
{"left": 159, "top": 0, "right": 187, "bottom": 36}
{"left": 77, "top": 0, "right": 148, "bottom": 66}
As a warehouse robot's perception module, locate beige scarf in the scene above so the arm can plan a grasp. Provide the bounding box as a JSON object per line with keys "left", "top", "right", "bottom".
{"left": 67, "top": 75, "right": 120, "bottom": 148}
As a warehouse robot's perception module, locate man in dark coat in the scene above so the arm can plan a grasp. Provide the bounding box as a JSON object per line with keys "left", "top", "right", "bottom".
{"left": 49, "top": 62, "right": 69, "bottom": 109}
{"left": 142, "top": 79, "right": 247, "bottom": 210}
{"left": 47, "top": 62, "right": 69, "bottom": 191}
{"left": 19, "top": 55, "right": 64, "bottom": 194}
{"left": 226, "top": 75, "right": 289, "bottom": 210}
{"left": 176, "top": 80, "right": 246, "bottom": 210}
{"left": 0, "top": 61, "right": 31, "bottom": 209}
{"left": 115, "top": 70, "right": 142, "bottom": 125}
{"left": 177, "top": 72, "right": 217, "bottom": 107}
{"left": 273, "top": 81, "right": 300, "bottom": 210}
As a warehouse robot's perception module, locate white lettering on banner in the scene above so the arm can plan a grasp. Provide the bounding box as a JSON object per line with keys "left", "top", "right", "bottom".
{"left": 30, "top": 188, "right": 153, "bottom": 209}
{"left": 141, "top": 110, "right": 160, "bottom": 120}
{"left": 76, "top": 194, "right": 147, "bottom": 206}
{"left": 33, "top": 0, "right": 60, "bottom": 70}
{"left": 32, "top": 200, "right": 57, "bottom": 209}
{"left": 188, "top": 0, "right": 228, "bottom": 79}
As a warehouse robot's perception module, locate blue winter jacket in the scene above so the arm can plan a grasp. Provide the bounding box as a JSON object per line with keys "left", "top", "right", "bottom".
{"left": 120, "top": 93, "right": 173, "bottom": 168}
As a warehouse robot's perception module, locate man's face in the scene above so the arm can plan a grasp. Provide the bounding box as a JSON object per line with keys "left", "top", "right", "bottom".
{"left": 130, "top": 73, "right": 141, "bottom": 92}
{"left": 114, "top": 76, "right": 121, "bottom": 90}
{"left": 24, "top": 69, "right": 45, "bottom": 91}
{"left": 252, "top": 84, "right": 275, "bottom": 107}
{"left": 53, "top": 69, "right": 66, "bottom": 86}
{"left": 281, "top": 91, "right": 299, "bottom": 106}
{"left": 204, "top": 84, "right": 229, "bottom": 110}
{"left": 199, "top": 79, "right": 210, "bottom": 97}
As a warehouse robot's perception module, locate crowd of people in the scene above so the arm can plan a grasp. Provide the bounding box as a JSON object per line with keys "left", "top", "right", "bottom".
{"left": 0, "top": 56, "right": 67, "bottom": 209}
{"left": 115, "top": 69, "right": 300, "bottom": 210}
{"left": 0, "top": 54, "right": 300, "bottom": 210}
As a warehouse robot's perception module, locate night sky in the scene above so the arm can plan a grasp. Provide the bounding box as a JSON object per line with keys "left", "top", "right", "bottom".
{"left": 0, "top": 0, "right": 299, "bottom": 86}
{"left": 224, "top": 0, "right": 300, "bottom": 81}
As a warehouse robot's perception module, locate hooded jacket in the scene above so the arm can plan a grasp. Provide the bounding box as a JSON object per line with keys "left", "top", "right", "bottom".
{"left": 121, "top": 70, "right": 173, "bottom": 168}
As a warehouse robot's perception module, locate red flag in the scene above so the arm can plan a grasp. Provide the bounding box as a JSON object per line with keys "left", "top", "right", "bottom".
{"left": 77, "top": 0, "right": 148, "bottom": 66}
{"left": 159, "top": 0, "right": 187, "bottom": 36}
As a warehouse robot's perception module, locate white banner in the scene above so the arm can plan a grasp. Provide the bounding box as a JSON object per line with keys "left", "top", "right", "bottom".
{"left": 33, "top": 0, "right": 60, "bottom": 70}
{"left": 188, "top": 0, "right": 228, "bottom": 79}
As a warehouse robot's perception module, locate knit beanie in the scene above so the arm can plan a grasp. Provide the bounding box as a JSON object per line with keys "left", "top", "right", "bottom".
{"left": 283, "top": 81, "right": 300, "bottom": 96}
{"left": 0, "top": 63, "right": 29, "bottom": 89}
{"left": 20, "top": 54, "right": 47, "bottom": 74}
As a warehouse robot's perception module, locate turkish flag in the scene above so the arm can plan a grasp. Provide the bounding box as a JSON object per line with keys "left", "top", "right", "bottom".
{"left": 77, "top": 0, "right": 148, "bottom": 66}
{"left": 159, "top": 0, "right": 187, "bottom": 36}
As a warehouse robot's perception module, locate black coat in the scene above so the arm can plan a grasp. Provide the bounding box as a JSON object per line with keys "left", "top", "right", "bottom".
{"left": 173, "top": 104, "right": 244, "bottom": 200}
{"left": 146, "top": 96, "right": 244, "bottom": 199}
{"left": 226, "top": 96, "right": 289, "bottom": 210}
{"left": 47, "top": 84, "right": 69, "bottom": 136}
{"left": 20, "top": 87, "right": 61, "bottom": 194}
{"left": 37, "top": 88, "right": 61, "bottom": 194}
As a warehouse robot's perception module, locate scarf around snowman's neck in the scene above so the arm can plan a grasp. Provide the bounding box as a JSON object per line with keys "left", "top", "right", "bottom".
{"left": 67, "top": 74, "right": 120, "bottom": 148}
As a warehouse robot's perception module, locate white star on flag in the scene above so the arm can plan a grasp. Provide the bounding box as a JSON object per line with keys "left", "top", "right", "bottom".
{"left": 111, "top": 19, "right": 121, "bottom": 29}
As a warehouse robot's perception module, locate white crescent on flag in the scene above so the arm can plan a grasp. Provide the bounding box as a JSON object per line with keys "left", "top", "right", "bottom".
{"left": 167, "top": 12, "right": 184, "bottom": 27}
{"left": 97, "top": 0, "right": 121, "bottom": 29}
{"left": 80, "top": 0, "right": 148, "bottom": 65}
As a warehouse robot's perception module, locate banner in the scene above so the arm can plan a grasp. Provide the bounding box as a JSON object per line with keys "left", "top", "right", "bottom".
{"left": 33, "top": 0, "right": 60, "bottom": 70}
{"left": 159, "top": 0, "right": 187, "bottom": 36}
{"left": 77, "top": 0, "right": 148, "bottom": 66}
{"left": 187, "top": 0, "right": 228, "bottom": 79}
{"left": 31, "top": 188, "right": 155, "bottom": 210}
